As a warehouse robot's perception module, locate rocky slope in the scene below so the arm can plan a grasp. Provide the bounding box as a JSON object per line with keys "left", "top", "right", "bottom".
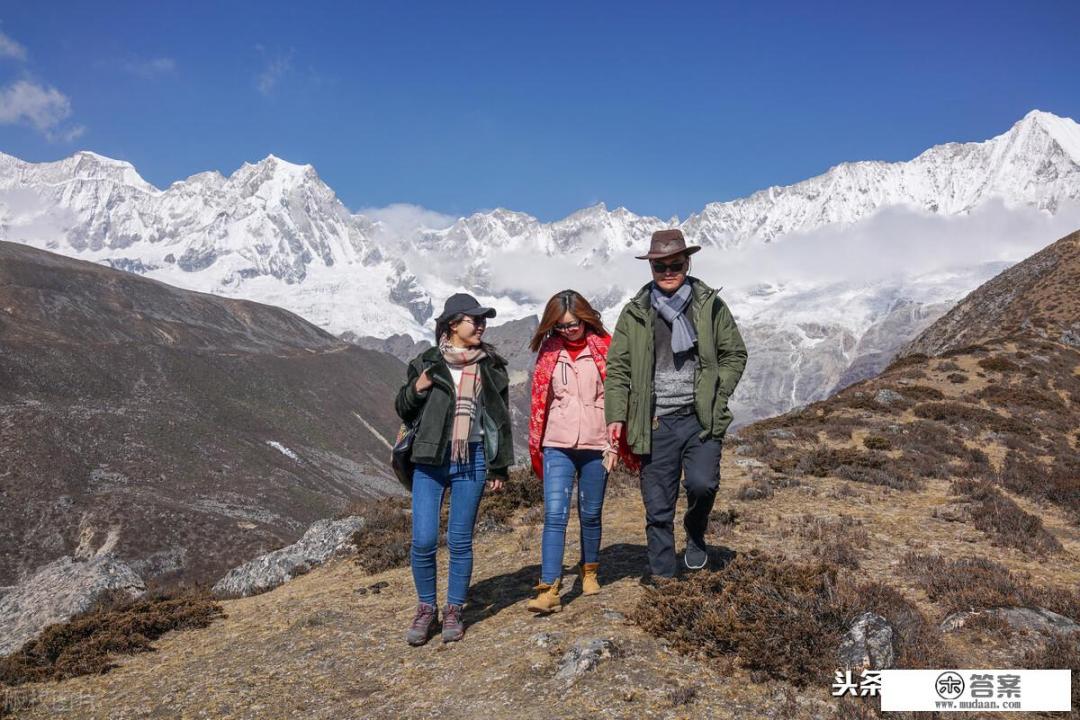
{"left": 3, "top": 112, "right": 1079, "bottom": 424}
{"left": 4, "top": 231, "right": 1079, "bottom": 719}
{"left": 0, "top": 241, "right": 406, "bottom": 588}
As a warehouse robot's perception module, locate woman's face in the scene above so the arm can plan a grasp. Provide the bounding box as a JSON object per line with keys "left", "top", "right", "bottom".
{"left": 450, "top": 314, "right": 485, "bottom": 347}
{"left": 554, "top": 311, "right": 585, "bottom": 343}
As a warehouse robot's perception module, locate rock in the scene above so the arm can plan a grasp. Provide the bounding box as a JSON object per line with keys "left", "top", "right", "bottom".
{"left": 735, "top": 458, "right": 766, "bottom": 469}
{"left": 874, "top": 388, "right": 906, "bottom": 407}
{"left": 933, "top": 502, "right": 974, "bottom": 522}
{"left": 531, "top": 631, "right": 563, "bottom": 649}
{"left": 765, "top": 428, "right": 795, "bottom": 440}
{"left": 734, "top": 444, "right": 755, "bottom": 456}
{"left": 602, "top": 610, "right": 626, "bottom": 623}
{"left": 0, "top": 554, "right": 146, "bottom": 656}
{"left": 1061, "top": 326, "right": 1080, "bottom": 348}
{"left": 212, "top": 516, "right": 365, "bottom": 598}
{"left": 555, "top": 638, "right": 621, "bottom": 683}
{"left": 837, "top": 612, "right": 895, "bottom": 671}
{"left": 941, "top": 607, "right": 1080, "bottom": 635}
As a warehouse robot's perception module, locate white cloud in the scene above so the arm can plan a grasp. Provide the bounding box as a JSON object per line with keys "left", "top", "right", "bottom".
{"left": 696, "top": 199, "right": 1080, "bottom": 290}
{"left": 0, "top": 80, "right": 71, "bottom": 130}
{"left": 0, "top": 80, "right": 85, "bottom": 143}
{"left": 124, "top": 57, "right": 176, "bottom": 78}
{"left": 0, "top": 30, "right": 27, "bottom": 61}
{"left": 256, "top": 48, "right": 292, "bottom": 96}
{"left": 360, "top": 203, "right": 457, "bottom": 236}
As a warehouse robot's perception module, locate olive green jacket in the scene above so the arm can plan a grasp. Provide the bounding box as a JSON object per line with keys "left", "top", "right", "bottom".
{"left": 603, "top": 277, "right": 748, "bottom": 455}
{"left": 394, "top": 346, "right": 513, "bottom": 480}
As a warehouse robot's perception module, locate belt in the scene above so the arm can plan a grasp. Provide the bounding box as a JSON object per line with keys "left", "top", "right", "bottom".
{"left": 652, "top": 405, "right": 694, "bottom": 429}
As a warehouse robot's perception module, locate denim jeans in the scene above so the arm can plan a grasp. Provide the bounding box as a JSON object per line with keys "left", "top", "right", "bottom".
{"left": 410, "top": 442, "right": 487, "bottom": 606}
{"left": 540, "top": 447, "right": 607, "bottom": 585}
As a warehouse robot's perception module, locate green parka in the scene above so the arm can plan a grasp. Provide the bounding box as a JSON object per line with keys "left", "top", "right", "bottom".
{"left": 395, "top": 346, "right": 513, "bottom": 481}
{"left": 603, "top": 277, "right": 748, "bottom": 455}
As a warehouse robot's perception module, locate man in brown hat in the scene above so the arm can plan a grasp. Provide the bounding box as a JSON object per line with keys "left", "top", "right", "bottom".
{"left": 604, "top": 229, "right": 747, "bottom": 579}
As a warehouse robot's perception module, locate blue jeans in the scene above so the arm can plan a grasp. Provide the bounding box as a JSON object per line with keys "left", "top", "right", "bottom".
{"left": 540, "top": 447, "right": 608, "bottom": 585}
{"left": 410, "top": 442, "right": 487, "bottom": 606}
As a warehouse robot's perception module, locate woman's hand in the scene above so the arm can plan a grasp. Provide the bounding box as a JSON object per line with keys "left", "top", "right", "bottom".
{"left": 414, "top": 369, "right": 434, "bottom": 393}
{"left": 487, "top": 476, "right": 505, "bottom": 492}
{"left": 607, "top": 422, "right": 624, "bottom": 446}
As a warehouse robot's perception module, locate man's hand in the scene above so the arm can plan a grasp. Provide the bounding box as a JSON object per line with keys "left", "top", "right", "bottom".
{"left": 607, "top": 422, "right": 624, "bottom": 447}
{"left": 414, "top": 369, "right": 433, "bottom": 393}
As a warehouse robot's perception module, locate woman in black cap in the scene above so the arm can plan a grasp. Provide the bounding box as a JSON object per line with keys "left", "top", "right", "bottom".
{"left": 394, "top": 293, "right": 513, "bottom": 645}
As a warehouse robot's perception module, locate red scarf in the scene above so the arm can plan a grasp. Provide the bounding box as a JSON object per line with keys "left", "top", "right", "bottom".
{"left": 528, "top": 330, "right": 639, "bottom": 479}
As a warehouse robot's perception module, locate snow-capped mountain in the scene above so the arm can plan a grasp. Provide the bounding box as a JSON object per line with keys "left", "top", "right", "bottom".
{"left": 2, "top": 110, "right": 1079, "bottom": 423}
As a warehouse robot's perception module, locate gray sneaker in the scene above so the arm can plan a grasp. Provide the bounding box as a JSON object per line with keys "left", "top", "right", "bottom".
{"left": 442, "top": 603, "right": 465, "bottom": 643}
{"left": 405, "top": 602, "right": 439, "bottom": 646}
{"left": 684, "top": 536, "right": 708, "bottom": 570}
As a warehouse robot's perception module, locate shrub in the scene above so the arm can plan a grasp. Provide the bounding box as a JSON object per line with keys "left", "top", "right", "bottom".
{"left": 950, "top": 479, "right": 1063, "bottom": 555}
{"left": 631, "top": 557, "right": 947, "bottom": 686}
{"left": 1022, "top": 634, "right": 1080, "bottom": 711}
{"left": 947, "top": 373, "right": 968, "bottom": 384}
{"left": 0, "top": 590, "right": 224, "bottom": 686}
{"left": 978, "top": 356, "right": 1019, "bottom": 373}
{"left": 901, "top": 553, "right": 1080, "bottom": 620}
{"left": 862, "top": 435, "right": 891, "bottom": 451}
{"left": 350, "top": 497, "right": 413, "bottom": 574}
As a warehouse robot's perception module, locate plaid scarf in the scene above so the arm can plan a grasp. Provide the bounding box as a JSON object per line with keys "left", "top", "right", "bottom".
{"left": 439, "top": 337, "right": 487, "bottom": 463}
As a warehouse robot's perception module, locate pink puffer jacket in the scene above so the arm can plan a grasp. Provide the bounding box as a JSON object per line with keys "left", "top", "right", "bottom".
{"left": 541, "top": 345, "right": 607, "bottom": 450}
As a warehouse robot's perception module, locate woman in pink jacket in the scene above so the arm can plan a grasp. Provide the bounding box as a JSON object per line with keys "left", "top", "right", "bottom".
{"left": 526, "top": 290, "right": 636, "bottom": 614}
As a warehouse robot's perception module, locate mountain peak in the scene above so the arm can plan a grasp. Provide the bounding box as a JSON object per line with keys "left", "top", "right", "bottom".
{"left": 1017, "top": 110, "right": 1080, "bottom": 163}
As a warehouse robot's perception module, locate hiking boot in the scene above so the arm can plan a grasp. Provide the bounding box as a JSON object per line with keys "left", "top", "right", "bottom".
{"left": 442, "top": 603, "right": 465, "bottom": 642}
{"left": 684, "top": 536, "right": 708, "bottom": 571}
{"left": 578, "top": 562, "right": 601, "bottom": 596}
{"left": 526, "top": 578, "right": 562, "bottom": 614}
{"left": 405, "top": 602, "right": 439, "bottom": 646}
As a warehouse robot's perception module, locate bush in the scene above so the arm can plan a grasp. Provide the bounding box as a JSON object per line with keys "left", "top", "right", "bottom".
{"left": 631, "top": 556, "right": 947, "bottom": 686}
{"left": 349, "top": 497, "right": 413, "bottom": 574}
{"left": 901, "top": 553, "right": 1080, "bottom": 620}
{"left": 862, "top": 435, "right": 891, "bottom": 451}
{"left": 0, "top": 590, "right": 224, "bottom": 686}
{"left": 978, "top": 356, "right": 1020, "bottom": 373}
{"left": 951, "top": 479, "right": 1063, "bottom": 555}
{"left": 947, "top": 372, "right": 968, "bottom": 384}
{"left": 476, "top": 466, "right": 544, "bottom": 527}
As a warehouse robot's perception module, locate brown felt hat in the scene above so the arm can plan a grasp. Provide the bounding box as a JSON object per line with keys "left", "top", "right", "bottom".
{"left": 635, "top": 229, "right": 702, "bottom": 260}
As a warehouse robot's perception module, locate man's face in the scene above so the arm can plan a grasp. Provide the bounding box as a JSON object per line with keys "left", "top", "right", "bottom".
{"left": 650, "top": 253, "right": 689, "bottom": 293}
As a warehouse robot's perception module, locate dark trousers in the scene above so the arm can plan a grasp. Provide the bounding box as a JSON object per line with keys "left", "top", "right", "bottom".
{"left": 640, "top": 413, "right": 722, "bottom": 577}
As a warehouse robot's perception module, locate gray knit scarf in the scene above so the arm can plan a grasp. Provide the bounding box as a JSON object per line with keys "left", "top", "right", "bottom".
{"left": 651, "top": 282, "right": 697, "bottom": 355}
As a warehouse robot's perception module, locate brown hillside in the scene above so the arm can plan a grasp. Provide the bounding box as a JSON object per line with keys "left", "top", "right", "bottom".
{"left": 0, "top": 241, "right": 405, "bottom": 588}
{"left": 905, "top": 229, "right": 1080, "bottom": 356}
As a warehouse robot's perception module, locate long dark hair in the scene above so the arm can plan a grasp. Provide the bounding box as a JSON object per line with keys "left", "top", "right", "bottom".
{"left": 435, "top": 312, "right": 497, "bottom": 355}
{"left": 529, "top": 290, "right": 607, "bottom": 352}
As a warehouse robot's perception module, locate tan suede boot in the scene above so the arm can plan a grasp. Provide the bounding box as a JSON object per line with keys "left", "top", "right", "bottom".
{"left": 526, "top": 578, "right": 562, "bottom": 614}
{"left": 579, "top": 562, "right": 601, "bottom": 596}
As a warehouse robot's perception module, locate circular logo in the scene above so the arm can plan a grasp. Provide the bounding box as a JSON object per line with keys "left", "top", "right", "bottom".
{"left": 936, "top": 671, "right": 965, "bottom": 700}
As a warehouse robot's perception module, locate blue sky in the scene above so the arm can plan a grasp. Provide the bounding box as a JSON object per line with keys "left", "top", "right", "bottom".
{"left": 1, "top": 1, "right": 1078, "bottom": 222}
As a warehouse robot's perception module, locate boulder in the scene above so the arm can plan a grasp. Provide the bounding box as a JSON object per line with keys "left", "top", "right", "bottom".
{"left": 0, "top": 554, "right": 145, "bottom": 656}
{"left": 837, "top": 611, "right": 895, "bottom": 671}
{"left": 555, "top": 637, "right": 622, "bottom": 683}
{"left": 212, "top": 516, "right": 365, "bottom": 598}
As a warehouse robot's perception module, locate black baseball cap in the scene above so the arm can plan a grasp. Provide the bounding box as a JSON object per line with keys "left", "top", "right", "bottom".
{"left": 436, "top": 293, "right": 497, "bottom": 323}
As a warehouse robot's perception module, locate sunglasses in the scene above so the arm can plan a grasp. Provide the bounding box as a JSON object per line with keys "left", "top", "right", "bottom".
{"left": 651, "top": 260, "right": 686, "bottom": 274}
{"left": 460, "top": 316, "right": 487, "bottom": 328}
{"left": 554, "top": 320, "right": 582, "bottom": 333}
